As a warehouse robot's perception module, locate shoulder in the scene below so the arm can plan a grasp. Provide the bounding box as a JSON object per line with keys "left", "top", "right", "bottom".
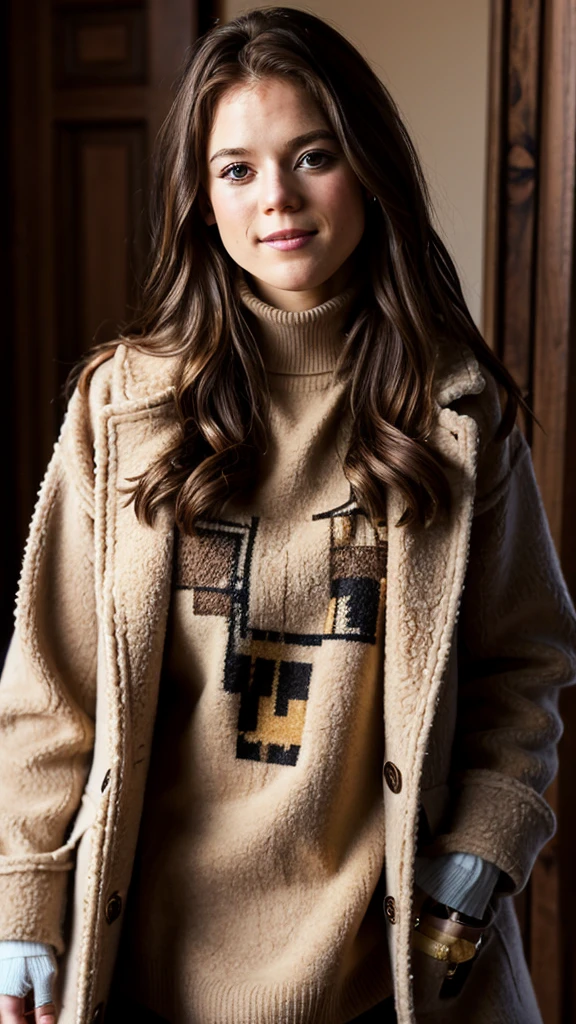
{"left": 448, "top": 365, "right": 528, "bottom": 515}
{"left": 446, "top": 362, "right": 501, "bottom": 446}
{"left": 432, "top": 333, "right": 504, "bottom": 462}
{"left": 67, "top": 343, "right": 180, "bottom": 441}
{"left": 86, "top": 343, "right": 181, "bottom": 411}
{"left": 57, "top": 344, "right": 180, "bottom": 495}
{"left": 432, "top": 329, "right": 529, "bottom": 514}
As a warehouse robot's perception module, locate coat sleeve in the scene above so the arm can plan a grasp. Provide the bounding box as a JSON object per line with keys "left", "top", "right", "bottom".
{"left": 425, "top": 411, "right": 576, "bottom": 896}
{"left": 0, "top": 385, "right": 99, "bottom": 953}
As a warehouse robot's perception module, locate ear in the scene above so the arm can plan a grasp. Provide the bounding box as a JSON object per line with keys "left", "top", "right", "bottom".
{"left": 198, "top": 187, "right": 217, "bottom": 227}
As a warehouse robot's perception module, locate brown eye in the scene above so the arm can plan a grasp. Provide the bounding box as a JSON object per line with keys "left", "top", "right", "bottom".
{"left": 299, "top": 151, "right": 334, "bottom": 169}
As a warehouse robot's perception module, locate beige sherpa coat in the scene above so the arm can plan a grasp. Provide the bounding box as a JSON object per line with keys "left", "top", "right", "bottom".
{"left": 0, "top": 335, "right": 575, "bottom": 1024}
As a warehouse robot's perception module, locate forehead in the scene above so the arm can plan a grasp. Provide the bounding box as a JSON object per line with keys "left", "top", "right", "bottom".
{"left": 208, "top": 78, "right": 328, "bottom": 151}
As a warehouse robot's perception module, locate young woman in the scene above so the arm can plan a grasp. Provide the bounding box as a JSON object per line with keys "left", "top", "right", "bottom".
{"left": 0, "top": 7, "right": 574, "bottom": 1024}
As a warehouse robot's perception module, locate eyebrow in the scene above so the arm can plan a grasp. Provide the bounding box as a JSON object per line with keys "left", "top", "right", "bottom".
{"left": 208, "top": 129, "right": 339, "bottom": 165}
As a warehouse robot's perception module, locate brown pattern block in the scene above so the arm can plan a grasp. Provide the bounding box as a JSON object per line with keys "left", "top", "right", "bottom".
{"left": 175, "top": 528, "right": 237, "bottom": 590}
{"left": 331, "top": 545, "right": 388, "bottom": 581}
{"left": 193, "top": 591, "right": 232, "bottom": 617}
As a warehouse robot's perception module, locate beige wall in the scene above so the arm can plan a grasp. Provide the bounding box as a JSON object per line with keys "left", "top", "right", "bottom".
{"left": 220, "top": 1, "right": 490, "bottom": 326}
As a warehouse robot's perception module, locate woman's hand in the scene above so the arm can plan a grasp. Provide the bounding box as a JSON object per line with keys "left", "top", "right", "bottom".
{"left": 411, "top": 945, "right": 452, "bottom": 1012}
{"left": 0, "top": 944, "right": 57, "bottom": 1024}
{"left": 410, "top": 885, "right": 452, "bottom": 1011}
{"left": 0, "top": 994, "right": 55, "bottom": 1024}
{"left": 410, "top": 886, "right": 492, "bottom": 1013}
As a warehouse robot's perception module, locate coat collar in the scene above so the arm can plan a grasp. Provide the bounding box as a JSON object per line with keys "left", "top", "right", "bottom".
{"left": 110, "top": 332, "right": 487, "bottom": 410}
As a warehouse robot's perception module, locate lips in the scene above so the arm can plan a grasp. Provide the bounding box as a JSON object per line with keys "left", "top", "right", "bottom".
{"left": 260, "top": 229, "right": 317, "bottom": 242}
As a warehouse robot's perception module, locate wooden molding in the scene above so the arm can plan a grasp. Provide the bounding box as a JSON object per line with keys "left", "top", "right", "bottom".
{"left": 484, "top": 1, "right": 576, "bottom": 1020}
{"left": 482, "top": 0, "right": 506, "bottom": 352}
{"left": 53, "top": 7, "right": 147, "bottom": 86}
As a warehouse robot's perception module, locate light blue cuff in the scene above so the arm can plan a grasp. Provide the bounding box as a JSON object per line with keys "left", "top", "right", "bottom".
{"left": 414, "top": 852, "right": 500, "bottom": 919}
{"left": 0, "top": 941, "right": 57, "bottom": 1007}
{"left": 0, "top": 942, "right": 55, "bottom": 960}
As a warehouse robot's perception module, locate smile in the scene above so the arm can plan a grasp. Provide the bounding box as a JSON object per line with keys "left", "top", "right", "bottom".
{"left": 259, "top": 231, "right": 317, "bottom": 251}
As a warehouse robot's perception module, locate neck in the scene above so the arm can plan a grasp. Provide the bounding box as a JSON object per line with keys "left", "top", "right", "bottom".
{"left": 243, "top": 257, "right": 358, "bottom": 312}
{"left": 236, "top": 270, "right": 359, "bottom": 391}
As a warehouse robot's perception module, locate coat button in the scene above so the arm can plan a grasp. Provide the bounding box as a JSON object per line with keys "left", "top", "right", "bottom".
{"left": 105, "top": 891, "right": 122, "bottom": 924}
{"left": 101, "top": 769, "right": 111, "bottom": 793}
{"left": 384, "top": 761, "right": 402, "bottom": 793}
{"left": 91, "top": 1003, "right": 105, "bottom": 1023}
{"left": 384, "top": 895, "right": 397, "bottom": 924}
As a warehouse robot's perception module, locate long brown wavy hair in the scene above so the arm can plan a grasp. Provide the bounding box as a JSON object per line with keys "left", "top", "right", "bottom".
{"left": 75, "top": 6, "right": 526, "bottom": 533}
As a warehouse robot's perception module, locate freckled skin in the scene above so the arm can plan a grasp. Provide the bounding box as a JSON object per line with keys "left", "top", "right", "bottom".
{"left": 204, "top": 77, "right": 367, "bottom": 311}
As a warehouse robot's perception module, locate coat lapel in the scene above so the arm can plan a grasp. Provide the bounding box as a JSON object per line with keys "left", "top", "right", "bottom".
{"left": 94, "top": 386, "right": 179, "bottom": 778}
{"left": 383, "top": 352, "right": 486, "bottom": 1015}
{"left": 383, "top": 405, "right": 481, "bottom": 761}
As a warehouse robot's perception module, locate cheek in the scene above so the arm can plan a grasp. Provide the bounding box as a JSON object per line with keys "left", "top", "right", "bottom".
{"left": 211, "top": 188, "right": 253, "bottom": 237}
{"left": 319, "top": 172, "right": 365, "bottom": 233}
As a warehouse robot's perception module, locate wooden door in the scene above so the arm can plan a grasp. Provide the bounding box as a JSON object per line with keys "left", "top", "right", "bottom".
{"left": 3, "top": 0, "right": 211, "bottom": 652}
{"left": 484, "top": 1, "right": 576, "bottom": 1020}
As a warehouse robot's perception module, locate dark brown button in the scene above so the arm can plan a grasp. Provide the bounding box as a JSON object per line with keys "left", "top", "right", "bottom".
{"left": 384, "top": 761, "right": 402, "bottom": 793}
{"left": 105, "top": 891, "right": 122, "bottom": 924}
{"left": 384, "top": 895, "right": 397, "bottom": 924}
{"left": 101, "top": 769, "right": 111, "bottom": 793}
{"left": 91, "top": 1002, "right": 105, "bottom": 1023}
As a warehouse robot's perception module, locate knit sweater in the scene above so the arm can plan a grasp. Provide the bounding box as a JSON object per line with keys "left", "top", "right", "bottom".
{"left": 109, "top": 275, "right": 392, "bottom": 1024}
{"left": 0, "top": 854, "right": 498, "bottom": 1012}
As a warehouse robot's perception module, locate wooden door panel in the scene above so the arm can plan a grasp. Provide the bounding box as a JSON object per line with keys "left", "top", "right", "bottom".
{"left": 81, "top": 137, "right": 133, "bottom": 343}
{"left": 4, "top": 0, "right": 204, "bottom": 654}
{"left": 7, "top": 0, "right": 199, "bottom": 540}
{"left": 54, "top": 5, "right": 147, "bottom": 85}
{"left": 55, "top": 122, "right": 147, "bottom": 387}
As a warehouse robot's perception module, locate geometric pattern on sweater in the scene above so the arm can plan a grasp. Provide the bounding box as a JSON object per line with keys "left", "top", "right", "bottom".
{"left": 174, "top": 497, "right": 387, "bottom": 767}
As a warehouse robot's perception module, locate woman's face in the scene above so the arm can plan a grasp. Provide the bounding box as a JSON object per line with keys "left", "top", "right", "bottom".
{"left": 204, "top": 77, "right": 366, "bottom": 311}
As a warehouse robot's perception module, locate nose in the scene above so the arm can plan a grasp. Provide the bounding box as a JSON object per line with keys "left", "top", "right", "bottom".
{"left": 260, "top": 168, "right": 302, "bottom": 215}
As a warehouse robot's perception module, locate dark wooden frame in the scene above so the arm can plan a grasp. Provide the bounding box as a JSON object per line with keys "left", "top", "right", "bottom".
{"left": 483, "top": 1, "right": 576, "bottom": 1020}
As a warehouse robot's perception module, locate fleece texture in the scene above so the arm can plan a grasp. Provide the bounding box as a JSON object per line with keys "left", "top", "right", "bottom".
{"left": 0, "top": 283, "right": 575, "bottom": 1023}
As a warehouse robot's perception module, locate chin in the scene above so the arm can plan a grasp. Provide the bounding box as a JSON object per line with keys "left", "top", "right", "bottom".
{"left": 254, "top": 267, "right": 333, "bottom": 294}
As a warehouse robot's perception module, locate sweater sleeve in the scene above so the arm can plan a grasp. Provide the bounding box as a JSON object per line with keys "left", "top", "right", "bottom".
{"left": 414, "top": 852, "right": 500, "bottom": 918}
{"left": 0, "top": 387, "right": 98, "bottom": 954}
{"left": 0, "top": 941, "right": 57, "bottom": 1007}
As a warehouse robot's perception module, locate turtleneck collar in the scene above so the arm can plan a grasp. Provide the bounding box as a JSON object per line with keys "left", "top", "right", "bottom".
{"left": 236, "top": 271, "right": 359, "bottom": 387}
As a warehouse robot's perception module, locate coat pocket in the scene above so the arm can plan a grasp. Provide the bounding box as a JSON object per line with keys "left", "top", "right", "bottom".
{"left": 0, "top": 787, "right": 100, "bottom": 874}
